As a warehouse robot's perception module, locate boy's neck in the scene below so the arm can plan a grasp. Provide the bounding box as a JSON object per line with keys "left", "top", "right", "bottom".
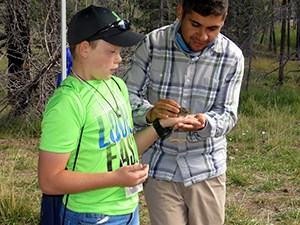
{"left": 71, "top": 64, "right": 91, "bottom": 80}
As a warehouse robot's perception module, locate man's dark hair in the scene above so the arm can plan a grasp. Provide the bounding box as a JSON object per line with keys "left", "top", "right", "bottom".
{"left": 182, "top": 0, "right": 228, "bottom": 19}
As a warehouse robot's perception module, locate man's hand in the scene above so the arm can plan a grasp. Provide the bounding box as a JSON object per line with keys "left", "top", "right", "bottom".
{"left": 159, "top": 116, "right": 202, "bottom": 129}
{"left": 146, "top": 98, "right": 180, "bottom": 123}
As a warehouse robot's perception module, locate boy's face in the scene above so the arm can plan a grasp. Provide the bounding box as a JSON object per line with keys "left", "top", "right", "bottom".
{"left": 178, "top": 7, "right": 225, "bottom": 52}
{"left": 85, "top": 40, "right": 122, "bottom": 80}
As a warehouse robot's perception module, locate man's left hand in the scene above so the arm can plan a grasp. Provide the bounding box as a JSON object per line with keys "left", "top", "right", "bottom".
{"left": 176, "top": 113, "right": 206, "bottom": 131}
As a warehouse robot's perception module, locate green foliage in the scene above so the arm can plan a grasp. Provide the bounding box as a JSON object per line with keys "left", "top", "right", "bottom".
{"left": 239, "top": 83, "right": 300, "bottom": 116}
{"left": 256, "top": 22, "right": 299, "bottom": 54}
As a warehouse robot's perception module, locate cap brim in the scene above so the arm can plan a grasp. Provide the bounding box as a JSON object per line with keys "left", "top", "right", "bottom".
{"left": 90, "top": 28, "right": 144, "bottom": 47}
{"left": 104, "top": 30, "right": 144, "bottom": 47}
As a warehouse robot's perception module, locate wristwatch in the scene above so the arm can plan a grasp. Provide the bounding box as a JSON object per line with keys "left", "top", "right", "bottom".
{"left": 153, "top": 119, "right": 173, "bottom": 138}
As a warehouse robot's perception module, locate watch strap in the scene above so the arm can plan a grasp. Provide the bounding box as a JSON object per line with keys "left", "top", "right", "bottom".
{"left": 153, "top": 119, "right": 172, "bottom": 138}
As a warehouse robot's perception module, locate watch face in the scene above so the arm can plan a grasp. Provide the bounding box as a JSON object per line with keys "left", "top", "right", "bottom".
{"left": 178, "top": 107, "right": 190, "bottom": 117}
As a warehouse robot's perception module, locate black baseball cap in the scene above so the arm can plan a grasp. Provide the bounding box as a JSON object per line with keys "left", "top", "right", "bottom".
{"left": 67, "top": 5, "right": 144, "bottom": 47}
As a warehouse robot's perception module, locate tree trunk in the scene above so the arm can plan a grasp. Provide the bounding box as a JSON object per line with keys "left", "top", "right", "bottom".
{"left": 6, "top": 0, "right": 31, "bottom": 114}
{"left": 272, "top": 25, "right": 277, "bottom": 54}
{"left": 268, "top": 24, "right": 277, "bottom": 54}
{"left": 295, "top": 1, "right": 300, "bottom": 59}
{"left": 245, "top": 0, "right": 255, "bottom": 91}
{"left": 269, "top": 0, "right": 277, "bottom": 54}
{"left": 160, "top": 0, "right": 164, "bottom": 27}
{"left": 278, "top": 0, "right": 287, "bottom": 84}
{"left": 287, "top": 0, "right": 291, "bottom": 57}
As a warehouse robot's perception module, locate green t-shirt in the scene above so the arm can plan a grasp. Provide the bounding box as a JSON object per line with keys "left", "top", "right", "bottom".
{"left": 40, "top": 76, "right": 139, "bottom": 215}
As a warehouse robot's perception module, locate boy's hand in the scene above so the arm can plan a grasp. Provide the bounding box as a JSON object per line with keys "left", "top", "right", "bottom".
{"left": 113, "top": 164, "right": 149, "bottom": 187}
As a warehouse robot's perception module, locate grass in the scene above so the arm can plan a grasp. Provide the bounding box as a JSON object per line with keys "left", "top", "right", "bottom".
{"left": 224, "top": 64, "right": 300, "bottom": 224}
{"left": 0, "top": 57, "right": 300, "bottom": 224}
{"left": 0, "top": 138, "right": 40, "bottom": 224}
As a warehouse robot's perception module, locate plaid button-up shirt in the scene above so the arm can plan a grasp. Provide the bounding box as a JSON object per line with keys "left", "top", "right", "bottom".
{"left": 123, "top": 20, "right": 244, "bottom": 187}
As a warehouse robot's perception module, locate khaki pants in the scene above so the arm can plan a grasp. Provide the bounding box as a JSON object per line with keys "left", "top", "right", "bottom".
{"left": 143, "top": 175, "right": 226, "bottom": 225}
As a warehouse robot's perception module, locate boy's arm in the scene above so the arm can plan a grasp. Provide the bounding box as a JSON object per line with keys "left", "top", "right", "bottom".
{"left": 38, "top": 150, "right": 149, "bottom": 195}
{"left": 134, "top": 117, "right": 202, "bottom": 155}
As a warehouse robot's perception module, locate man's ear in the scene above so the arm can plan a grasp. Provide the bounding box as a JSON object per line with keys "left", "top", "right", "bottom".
{"left": 77, "top": 41, "right": 90, "bottom": 59}
{"left": 177, "top": 4, "right": 183, "bottom": 20}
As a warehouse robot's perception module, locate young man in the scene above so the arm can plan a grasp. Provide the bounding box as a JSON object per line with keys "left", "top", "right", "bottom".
{"left": 38, "top": 5, "right": 201, "bottom": 225}
{"left": 123, "top": 0, "right": 244, "bottom": 224}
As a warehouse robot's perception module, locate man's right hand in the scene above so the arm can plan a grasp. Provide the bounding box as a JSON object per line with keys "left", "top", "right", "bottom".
{"left": 146, "top": 98, "right": 181, "bottom": 123}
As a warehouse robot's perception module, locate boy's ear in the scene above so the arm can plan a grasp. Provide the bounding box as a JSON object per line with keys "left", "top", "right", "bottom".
{"left": 177, "top": 4, "right": 183, "bottom": 20}
{"left": 77, "top": 41, "right": 90, "bottom": 59}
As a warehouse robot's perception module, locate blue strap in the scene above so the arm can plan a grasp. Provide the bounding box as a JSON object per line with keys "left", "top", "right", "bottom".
{"left": 57, "top": 48, "right": 73, "bottom": 87}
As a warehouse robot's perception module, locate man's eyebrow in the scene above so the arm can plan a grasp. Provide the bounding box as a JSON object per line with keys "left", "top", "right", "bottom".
{"left": 190, "top": 19, "right": 201, "bottom": 26}
{"left": 190, "top": 19, "right": 221, "bottom": 29}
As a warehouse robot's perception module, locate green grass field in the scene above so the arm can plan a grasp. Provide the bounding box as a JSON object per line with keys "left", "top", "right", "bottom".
{"left": 0, "top": 56, "right": 299, "bottom": 224}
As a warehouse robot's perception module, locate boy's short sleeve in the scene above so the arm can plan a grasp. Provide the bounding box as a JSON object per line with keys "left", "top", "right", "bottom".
{"left": 40, "top": 86, "right": 85, "bottom": 153}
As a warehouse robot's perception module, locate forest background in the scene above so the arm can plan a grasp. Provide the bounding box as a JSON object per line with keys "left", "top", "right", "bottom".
{"left": 0, "top": 0, "right": 299, "bottom": 224}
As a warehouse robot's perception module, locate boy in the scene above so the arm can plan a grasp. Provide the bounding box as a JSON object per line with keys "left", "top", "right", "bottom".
{"left": 38, "top": 5, "right": 200, "bottom": 225}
